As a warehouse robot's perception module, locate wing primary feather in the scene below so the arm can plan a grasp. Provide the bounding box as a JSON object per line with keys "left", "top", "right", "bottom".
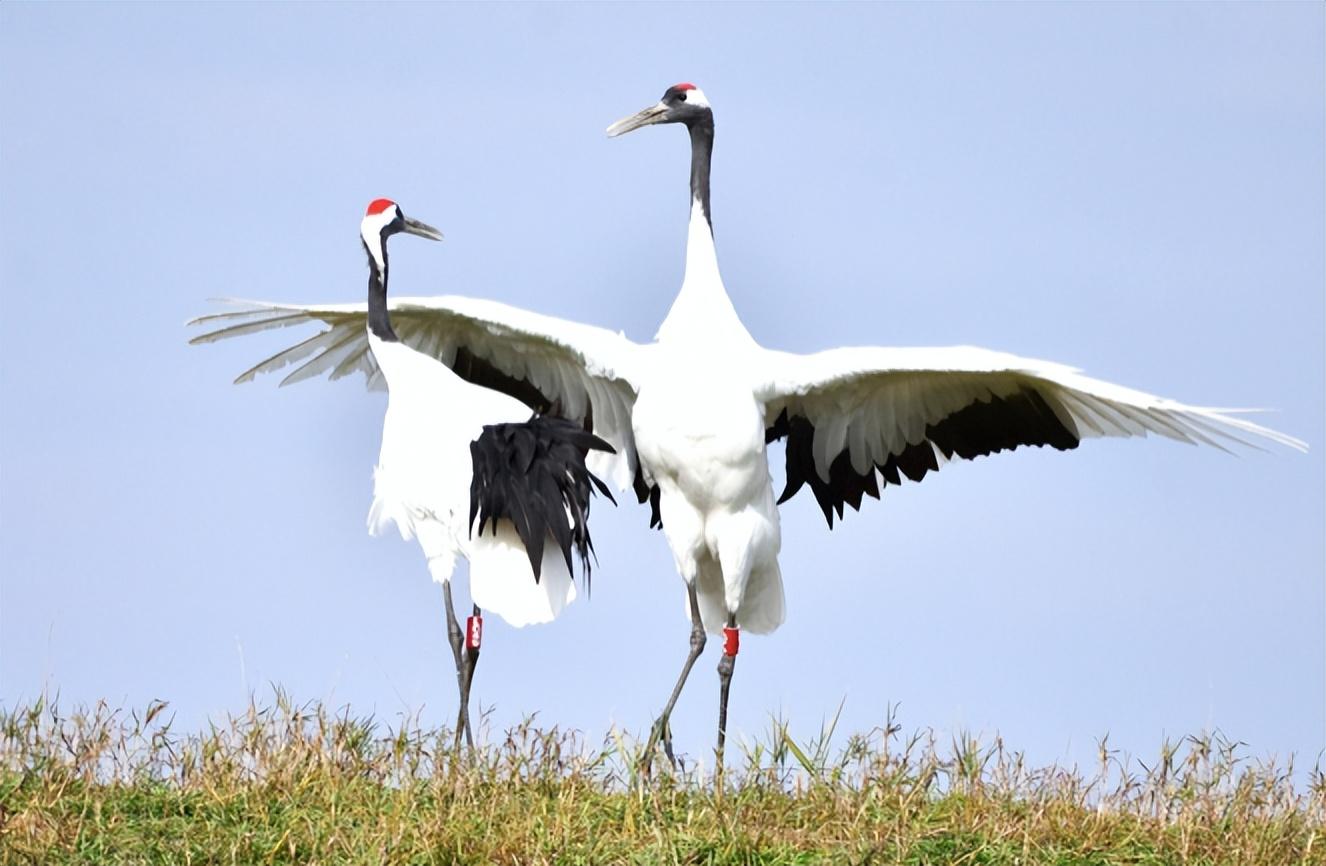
{"left": 1073, "top": 393, "right": 1140, "bottom": 439}
{"left": 1174, "top": 411, "right": 1254, "bottom": 454}
{"left": 187, "top": 307, "right": 294, "bottom": 327}
{"left": 1187, "top": 409, "right": 1306, "bottom": 452}
{"left": 328, "top": 339, "right": 373, "bottom": 382}
{"left": 188, "top": 312, "right": 320, "bottom": 345}
{"left": 1054, "top": 391, "right": 1113, "bottom": 439}
{"left": 279, "top": 327, "right": 366, "bottom": 387}
{"left": 233, "top": 330, "right": 335, "bottom": 385}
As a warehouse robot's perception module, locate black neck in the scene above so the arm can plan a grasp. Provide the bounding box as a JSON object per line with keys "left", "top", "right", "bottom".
{"left": 688, "top": 119, "right": 713, "bottom": 229}
{"left": 366, "top": 238, "right": 397, "bottom": 342}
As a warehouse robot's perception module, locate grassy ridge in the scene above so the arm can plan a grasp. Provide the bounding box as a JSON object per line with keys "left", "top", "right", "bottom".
{"left": 1, "top": 695, "right": 1321, "bottom": 865}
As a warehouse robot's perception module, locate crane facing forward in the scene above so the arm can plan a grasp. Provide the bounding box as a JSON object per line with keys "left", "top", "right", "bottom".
{"left": 189, "top": 94, "right": 1304, "bottom": 767}
{"left": 191, "top": 199, "right": 614, "bottom": 748}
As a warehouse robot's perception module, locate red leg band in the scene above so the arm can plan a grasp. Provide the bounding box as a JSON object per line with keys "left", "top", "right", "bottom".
{"left": 723, "top": 626, "right": 739, "bottom": 656}
{"left": 466, "top": 615, "right": 483, "bottom": 650}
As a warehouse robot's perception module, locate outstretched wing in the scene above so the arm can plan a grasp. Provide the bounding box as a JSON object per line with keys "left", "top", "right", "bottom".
{"left": 188, "top": 296, "right": 644, "bottom": 491}
{"left": 757, "top": 345, "right": 1307, "bottom": 527}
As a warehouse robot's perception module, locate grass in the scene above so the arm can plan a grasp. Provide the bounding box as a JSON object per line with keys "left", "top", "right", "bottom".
{"left": 1, "top": 694, "right": 1321, "bottom": 865}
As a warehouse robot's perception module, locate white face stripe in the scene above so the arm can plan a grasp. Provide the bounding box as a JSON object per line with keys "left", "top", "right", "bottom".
{"left": 360, "top": 206, "right": 398, "bottom": 271}
{"left": 683, "top": 87, "right": 710, "bottom": 109}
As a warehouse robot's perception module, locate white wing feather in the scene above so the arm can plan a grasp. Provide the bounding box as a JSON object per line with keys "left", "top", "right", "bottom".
{"left": 758, "top": 345, "right": 1306, "bottom": 484}
{"left": 188, "top": 297, "right": 645, "bottom": 490}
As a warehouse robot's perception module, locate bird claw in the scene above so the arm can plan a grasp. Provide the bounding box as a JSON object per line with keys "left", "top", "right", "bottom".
{"left": 639, "top": 716, "right": 679, "bottom": 777}
{"left": 655, "top": 717, "right": 679, "bottom": 767}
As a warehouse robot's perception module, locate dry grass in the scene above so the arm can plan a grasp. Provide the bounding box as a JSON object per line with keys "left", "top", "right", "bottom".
{"left": 1, "top": 693, "right": 1321, "bottom": 865}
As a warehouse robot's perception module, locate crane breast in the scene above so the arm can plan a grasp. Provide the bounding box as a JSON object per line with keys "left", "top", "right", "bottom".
{"left": 633, "top": 375, "right": 768, "bottom": 512}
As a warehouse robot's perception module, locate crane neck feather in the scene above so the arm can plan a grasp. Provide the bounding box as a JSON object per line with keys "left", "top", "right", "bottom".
{"left": 365, "top": 235, "right": 398, "bottom": 342}
{"left": 656, "top": 196, "right": 752, "bottom": 345}
{"left": 656, "top": 119, "right": 751, "bottom": 345}
{"left": 688, "top": 122, "right": 713, "bottom": 229}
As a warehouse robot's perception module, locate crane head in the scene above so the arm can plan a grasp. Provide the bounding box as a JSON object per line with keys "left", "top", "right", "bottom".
{"left": 606, "top": 83, "right": 712, "bottom": 137}
{"left": 360, "top": 199, "right": 444, "bottom": 244}
{"left": 359, "top": 199, "right": 443, "bottom": 273}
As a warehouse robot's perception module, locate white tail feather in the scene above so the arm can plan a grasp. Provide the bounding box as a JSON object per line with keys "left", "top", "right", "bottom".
{"left": 469, "top": 522, "right": 578, "bottom": 628}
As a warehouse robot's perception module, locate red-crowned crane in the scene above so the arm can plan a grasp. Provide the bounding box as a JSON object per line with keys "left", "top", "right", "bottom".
{"left": 191, "top": 199, "right": 614, "bottom": 748}
{"left": 189, "top": 92, "right": 1305, "bottom": 769}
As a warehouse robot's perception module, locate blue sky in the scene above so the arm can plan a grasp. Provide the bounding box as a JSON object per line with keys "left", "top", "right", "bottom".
{"left": 2, "top": 3, "right": 1322, "bottom": 774}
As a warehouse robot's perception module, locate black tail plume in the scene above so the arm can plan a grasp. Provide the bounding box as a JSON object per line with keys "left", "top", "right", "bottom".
{"left": 469, "top": 416, "right": 617, "bottom": 592}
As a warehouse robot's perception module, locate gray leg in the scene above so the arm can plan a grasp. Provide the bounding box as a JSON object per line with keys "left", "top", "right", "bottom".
{"left": 442, "top": 584, "right": 473, "bottom": 750}
{"left": 642, "top": 582, "right": 706, "bottom": 771}
{"left": 716, "top": 613, "right": 738, "bottom": 766}
{"left": 457, "top": 604, "right": 481, "bottom": 750}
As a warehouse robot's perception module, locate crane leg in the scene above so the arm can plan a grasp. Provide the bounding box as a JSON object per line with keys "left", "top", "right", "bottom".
{"left": 642, "top": 582, "right": 706, "bottom": 773}
{"left": 457, "top": 604, "right": 482, "bottom": 750}
{"left": 716, "top": 613, "right": 738, "bottom": 768}
{"left": 441, "top": 584, "right": 473, "bottom": 750}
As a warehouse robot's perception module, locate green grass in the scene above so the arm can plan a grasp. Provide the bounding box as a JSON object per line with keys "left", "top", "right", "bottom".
{"left": 1, "top": 695, "right": 1321, "bottom": 865}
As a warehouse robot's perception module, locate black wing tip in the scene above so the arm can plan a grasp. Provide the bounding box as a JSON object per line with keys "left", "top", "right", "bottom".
{"left": 775, "top": 387, "right": 1081, "bottom": 530}
{"left": 633, "top": 465, "right": 663, "bottom": 530}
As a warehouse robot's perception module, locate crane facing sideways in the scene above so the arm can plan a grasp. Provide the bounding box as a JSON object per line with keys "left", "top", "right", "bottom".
{"left": 189, "top": 90, "right": 1305, "bottom": 769}
{"left": 190, "top": 199, "right": 615, "bottom": 748}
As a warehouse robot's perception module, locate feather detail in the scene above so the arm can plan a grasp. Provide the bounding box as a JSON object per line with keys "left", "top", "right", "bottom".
{"left": 469, "top": 416, "right": 616, "bottom": 591}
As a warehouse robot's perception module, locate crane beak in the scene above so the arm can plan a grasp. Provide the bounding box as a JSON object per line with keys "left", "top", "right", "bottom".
{"left": 402, "top": 217, "right": 443, "bottom": 241}
{"left": 606, "top": 102, "right": 670, "bottom": 137}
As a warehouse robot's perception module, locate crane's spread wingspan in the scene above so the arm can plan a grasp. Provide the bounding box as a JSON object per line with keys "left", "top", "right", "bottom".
{"left": 757, "top": 345, "right": 1307, "bottom": 527}
{"left": 188, "top": 296, "right": 645, "bottom": 491}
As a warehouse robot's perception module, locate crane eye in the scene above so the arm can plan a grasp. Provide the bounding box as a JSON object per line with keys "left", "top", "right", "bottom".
{"left": 676, "top": 91, "right": 688, "bottom": 102}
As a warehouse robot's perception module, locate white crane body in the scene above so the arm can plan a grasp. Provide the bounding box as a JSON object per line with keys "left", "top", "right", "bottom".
{"left": 632, "top": 197, "right": 785, "bottom": 634}
{"left": 366, "top": 332, "right": 578, "bottom": 626}
{"left": 193, "top": 198, "right": 614, "bottom": 749}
